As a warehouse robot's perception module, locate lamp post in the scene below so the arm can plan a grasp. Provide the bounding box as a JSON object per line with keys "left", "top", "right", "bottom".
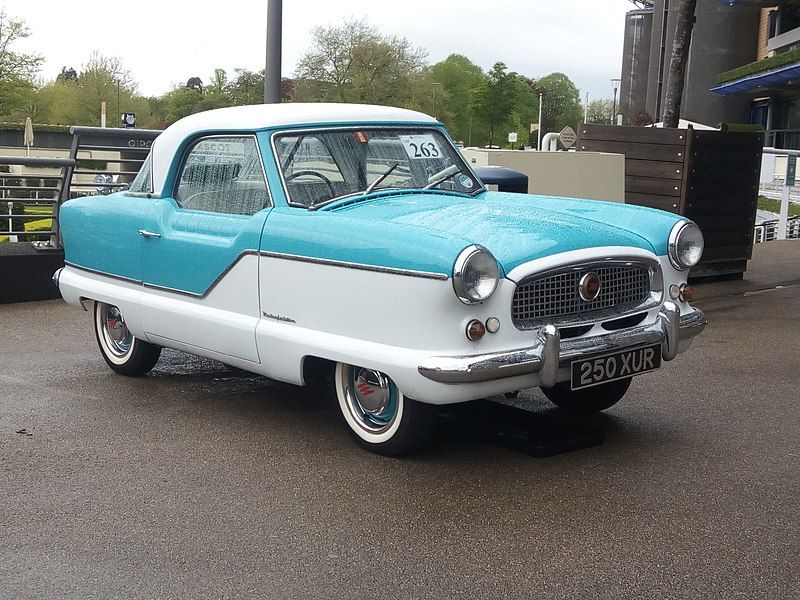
{"left": 116, "top": 79, "right": 121, "bottom": 127}
{"left": 611, "top": 78, "right": 621, "bottom": 125}
{"left": 431, "top": 82, "right": 440, "bottom": 119}
{"left": 537, "top": 90, "right": 544, "bottom": 150}
{"left": 584, "top": 91, "right": 589, "bottom": 124}
{"left": 264, "top": 0, "right": 283, "bottom": 104}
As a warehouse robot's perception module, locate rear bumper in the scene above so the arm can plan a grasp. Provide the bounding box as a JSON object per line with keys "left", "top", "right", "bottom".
{"left": 418, "top": 302, "right": 706, "bottom": 385}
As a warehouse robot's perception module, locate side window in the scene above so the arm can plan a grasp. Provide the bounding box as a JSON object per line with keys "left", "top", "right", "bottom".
{"left": 175, "top": 136, "right": 270, "bottom": 215}
{"left": 128, "top": 154, "right": 152, "bottom": 193}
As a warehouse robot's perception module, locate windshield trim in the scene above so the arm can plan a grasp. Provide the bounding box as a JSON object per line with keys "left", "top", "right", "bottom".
{"left": 269, "top": 124, "right": 485, "bottom": 209}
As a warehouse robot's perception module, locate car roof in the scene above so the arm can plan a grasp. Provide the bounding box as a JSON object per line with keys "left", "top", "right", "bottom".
{"left": 150, "top": 103, "right": 439, "bottom": 196}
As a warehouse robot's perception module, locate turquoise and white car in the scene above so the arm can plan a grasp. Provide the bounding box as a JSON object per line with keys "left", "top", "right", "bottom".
{"left": 54, "top": 104, "right": 707, "bottom": 455}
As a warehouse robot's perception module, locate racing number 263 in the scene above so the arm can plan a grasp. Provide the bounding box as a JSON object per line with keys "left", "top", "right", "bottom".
{"left": 408, "top": 142, "right": 440, "bottom": 158}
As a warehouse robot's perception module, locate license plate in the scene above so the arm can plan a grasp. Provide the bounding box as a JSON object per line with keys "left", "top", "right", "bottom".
{"left": 570, "top": 344, "right": 661, "bottom": 391}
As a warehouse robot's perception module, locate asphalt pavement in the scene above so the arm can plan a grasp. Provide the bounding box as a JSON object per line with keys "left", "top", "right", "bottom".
{"left": 1, "top": 242, "right": 798, "bottom": 599}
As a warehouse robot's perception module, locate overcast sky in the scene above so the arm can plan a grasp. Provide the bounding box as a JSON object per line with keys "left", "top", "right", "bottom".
{"left": 6, "top": 0, "right": 635, "bottom": 102}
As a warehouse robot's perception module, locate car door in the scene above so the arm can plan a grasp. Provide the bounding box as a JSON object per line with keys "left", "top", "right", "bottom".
{"left": 138, "top": 134, "right": 271, "bottom": 363}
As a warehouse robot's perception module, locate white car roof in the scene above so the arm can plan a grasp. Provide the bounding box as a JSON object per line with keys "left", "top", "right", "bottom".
{"left": 150, "top": 103, "right": 439, "bottom": 196}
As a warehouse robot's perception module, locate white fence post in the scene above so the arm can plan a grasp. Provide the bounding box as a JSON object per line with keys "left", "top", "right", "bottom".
{"left": 778, "top": 186, "right": 790, "bottom": 240}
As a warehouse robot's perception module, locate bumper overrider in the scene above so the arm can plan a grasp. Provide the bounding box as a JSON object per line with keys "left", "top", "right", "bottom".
{"left": 418, "top": 302, "right": 707, "bottom": 386}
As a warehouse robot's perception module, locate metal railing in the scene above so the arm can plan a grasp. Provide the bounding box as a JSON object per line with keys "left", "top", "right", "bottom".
{"left": 0, "top": 126, "right": 161, "bottom": 248}
{"left": 759, "top": 147, "right": 800, "bottom": 242}
{"left": 0, "top": 156, "right": 74, "bottom": 246}
{"left": 754, "top": 216, "right": 800, "bottom": 243}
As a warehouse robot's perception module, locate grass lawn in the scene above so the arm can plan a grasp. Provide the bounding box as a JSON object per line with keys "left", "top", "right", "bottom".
{"left": 758, "top": 196, "right": 800, "bottom": 217}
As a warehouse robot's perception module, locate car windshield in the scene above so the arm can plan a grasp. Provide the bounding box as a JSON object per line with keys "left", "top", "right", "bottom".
{"left": 273, "top": 127, "right": 482, "bottom": 208}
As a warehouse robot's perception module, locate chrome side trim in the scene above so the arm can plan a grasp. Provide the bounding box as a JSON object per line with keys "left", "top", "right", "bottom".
{"left": 258, "top": 251, "right": 449, "bottom": 281}
{"left": 64, "top": 261, "right": 142, "bottom": 285}
{"left": 418, "top": 304, "right": 701, "bottom": 385}
{"left": 142, "top": 250, "right": 260, "bottom": 298}
{"left": 123, "top": 192, "right": 162, "bottom": 198}
{"left": 69, "top": 248, "right": 448, "bottom": 300}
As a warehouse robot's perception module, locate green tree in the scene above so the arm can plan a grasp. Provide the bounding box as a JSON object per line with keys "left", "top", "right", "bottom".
{"left": 469, "top": 62, "right": 519, "bottom": 146}
{"left": 225, "top": 69, "right": 265, "bottom": 105}
{"left": 427, "top": 54, "right": 487, "bottom": 144}
{"left": 0, "top": 9, "right": 43, "bottom": 117}
{"left": 157, "top": 86, "right": 203, "bottom": 124}
{"left": 507, "top": 76, "right": 539, "bottom": 147}
{"left": 35, "top": 52, "right": 152, "bottom": 127}
{"left": 535, "top": 72, "right": 583, "bottom": 136}
{"left": 586, "top": 98, "right": 613, "bottom": 124}
{"left": 294, "top": 18, "right": 426, "bottom": 106}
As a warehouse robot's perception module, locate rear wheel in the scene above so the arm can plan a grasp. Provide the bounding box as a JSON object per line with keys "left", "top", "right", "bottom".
{"left": 94, "top": 302, "right": 161, "bottom": 376}
{"left": 334, "top": 363, "right": 435, "bottom": 456}
{"left": 542, "top": 378, "right": 632, "bottom": 413}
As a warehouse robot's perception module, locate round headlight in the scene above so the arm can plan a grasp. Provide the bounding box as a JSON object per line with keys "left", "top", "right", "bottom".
{"left": 669, "top": 221, "right": 704, "bottom": 270}
{"left": 453, "top": 245, "right": 499, "bottom": 304}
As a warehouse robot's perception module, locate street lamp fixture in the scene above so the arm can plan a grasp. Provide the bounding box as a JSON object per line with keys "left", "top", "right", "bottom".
{"left": 611, "top": 78, "right": 621, "bottom": 125}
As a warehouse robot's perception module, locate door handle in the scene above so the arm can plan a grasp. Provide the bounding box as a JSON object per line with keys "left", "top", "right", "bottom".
{"left": 138, "top": 229, "right": 161, "bottom": 239}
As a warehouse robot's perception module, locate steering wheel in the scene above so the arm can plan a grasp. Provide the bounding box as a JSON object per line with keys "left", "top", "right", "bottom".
{"left": 285, "top": 170, "right": 336, "bottom": 200}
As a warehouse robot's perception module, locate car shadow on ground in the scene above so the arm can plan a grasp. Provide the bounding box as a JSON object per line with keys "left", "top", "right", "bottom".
{"left": 103, "top": 348, "right": 643, "bottom": 460}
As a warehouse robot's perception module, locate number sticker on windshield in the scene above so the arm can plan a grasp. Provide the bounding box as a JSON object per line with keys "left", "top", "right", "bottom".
{"left": 399, "top": 135, "right": 442, "bottom": 160}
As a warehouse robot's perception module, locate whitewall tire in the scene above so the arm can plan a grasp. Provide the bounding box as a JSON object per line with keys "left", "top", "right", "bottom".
{"left": 334, "top": 362, "right": 435, "bottom": 456}
{"left": 93, "top": 302, "right": 161, "bottom": 376}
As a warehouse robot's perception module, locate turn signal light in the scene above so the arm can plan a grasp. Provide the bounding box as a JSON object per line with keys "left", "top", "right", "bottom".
{"left": 679, "top": 284, "right": 695, "bottom": 302}
{"left": 466, "top": 319, "right": 486, "bottom": 342}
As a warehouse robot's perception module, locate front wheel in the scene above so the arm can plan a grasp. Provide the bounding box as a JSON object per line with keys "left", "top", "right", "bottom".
{"left": 542, "top": 377, "right": 632, "bottom": 413}
{"left": 94, "top": 302, "right": 161, "bottom": 376}
{"left": 334, "top": 363, "right": 436, "bottom": 456}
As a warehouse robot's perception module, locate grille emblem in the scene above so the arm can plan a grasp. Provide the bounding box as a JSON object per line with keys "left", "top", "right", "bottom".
{"left": 579, "top": 272, "right": 601, "bottom": 301}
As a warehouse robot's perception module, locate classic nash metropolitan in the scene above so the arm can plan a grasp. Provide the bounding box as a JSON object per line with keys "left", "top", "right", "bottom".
{"left": 54, "top": 104, "right": 707, "bottom": 455}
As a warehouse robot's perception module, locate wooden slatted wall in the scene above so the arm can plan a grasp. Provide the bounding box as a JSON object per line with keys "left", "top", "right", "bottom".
{"left": 578, "top": 124, "right": 763, "bottom": 276}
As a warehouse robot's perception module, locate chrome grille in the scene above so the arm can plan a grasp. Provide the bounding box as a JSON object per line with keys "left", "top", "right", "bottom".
{"left": 512, "top": 264, "right": 651, "bottom": 329}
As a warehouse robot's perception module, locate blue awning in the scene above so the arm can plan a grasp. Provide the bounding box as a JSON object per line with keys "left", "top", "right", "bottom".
{"left": 720, "top": 1, "right": 800, "bottom": 5}
{"left": 711, "top": 62, "right": 800, "bottom": 95}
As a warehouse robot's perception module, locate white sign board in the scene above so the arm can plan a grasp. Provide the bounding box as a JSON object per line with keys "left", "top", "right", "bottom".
{"left": 559, "top": 126, "right": 577, "bottom": 149}
{"left": 508, "top": 132, "right": 518, "bottom": 144}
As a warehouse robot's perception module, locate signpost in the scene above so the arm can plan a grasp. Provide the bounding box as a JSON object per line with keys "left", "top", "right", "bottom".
{"left": 559, "top": 126, "right": 577, "bottom": 150}
{"left": 507, "top": 132, "right": 518, "bottom": 148}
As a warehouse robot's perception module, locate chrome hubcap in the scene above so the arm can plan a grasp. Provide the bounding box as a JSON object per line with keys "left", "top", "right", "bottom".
{"left": 341, "top": 366, "right": 399, "bottom": 433}
{"left": 102, "top": 305, "right": 133, "bottom": 356}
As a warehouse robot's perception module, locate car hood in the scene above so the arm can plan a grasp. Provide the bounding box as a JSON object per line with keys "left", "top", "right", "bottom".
{"left": 331, "top": 191, "right": 681, "bottom": 274}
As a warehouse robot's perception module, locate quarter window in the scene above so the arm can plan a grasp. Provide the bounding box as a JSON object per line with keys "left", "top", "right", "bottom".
{"left": 128, "top": 154, "right": 152, "bottom": 193}
{"left": 175, "top": 136, "right": 270, "bottom": 215}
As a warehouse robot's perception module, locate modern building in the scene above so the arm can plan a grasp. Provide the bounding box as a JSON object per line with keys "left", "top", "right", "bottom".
{"left": 712, "top": 1, "right": 800, "bottom": 149}
{"left": 619, "top": 0, "right": 762, "bottom": 127}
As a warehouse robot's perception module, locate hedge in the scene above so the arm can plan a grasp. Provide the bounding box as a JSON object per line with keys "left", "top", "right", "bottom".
{"left": 717, "top": 47, "right": 800, "bottom": 85}
{"left": 0, "top": 122, "right": 71, "bottom": 134}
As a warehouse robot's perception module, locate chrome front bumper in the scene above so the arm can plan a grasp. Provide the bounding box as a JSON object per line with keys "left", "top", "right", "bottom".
{"left": 418, "top": 302, "right": 707, "bottom": 386}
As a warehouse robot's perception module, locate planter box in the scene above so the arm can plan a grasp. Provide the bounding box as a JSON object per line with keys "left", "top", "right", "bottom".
{"left": 578, "top": 124, "right": 763, "bottom": 278}
{"left": 0, "top": 242, "right": 63, "bottom": 304}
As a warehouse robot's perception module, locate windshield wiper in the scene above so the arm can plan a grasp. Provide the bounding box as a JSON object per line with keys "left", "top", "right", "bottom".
{"left": 308, "top": 163, "right": 398, "bottom": 211}
{"left": 364, "top": 163, "right": 398, "bottom": 195}
{"left": 424, "top": 164, "right": 462, "bottom": 190}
